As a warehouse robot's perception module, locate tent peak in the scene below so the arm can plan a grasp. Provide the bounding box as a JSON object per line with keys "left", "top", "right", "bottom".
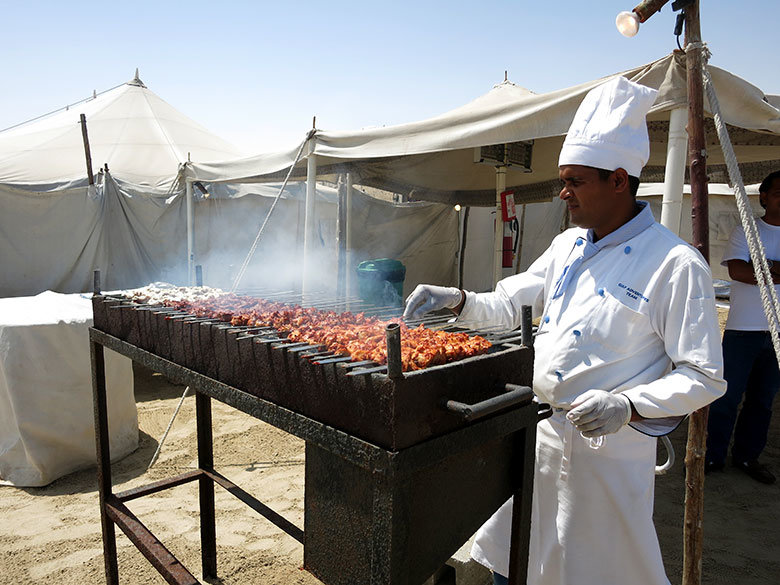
{"left": 127, "top": 68, "right": 146, "bottom": 88}
{"left": 493, "top": 79, "right": 535, "bottom": 95}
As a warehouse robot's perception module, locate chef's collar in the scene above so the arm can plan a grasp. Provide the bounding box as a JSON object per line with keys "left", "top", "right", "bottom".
{"left": 585, "top": 199, "right": 654, "bottom": 249}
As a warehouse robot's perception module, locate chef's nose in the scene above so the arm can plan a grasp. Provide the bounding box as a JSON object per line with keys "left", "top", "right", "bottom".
{"left": 559, "top": 185, "right": 571, "bottom": 200}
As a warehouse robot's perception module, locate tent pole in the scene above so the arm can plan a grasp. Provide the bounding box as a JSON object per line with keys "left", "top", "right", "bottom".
{"left": 345, "top": 172, "right": 354, "bottom": 297}
{"left": 336, "top": 174, "right": 347, "bottom": 297}
{"left": 493, "top": 165, "right": 507, "bottom": 287}
{"left": 79, "top": 114, "right": 95, "bottom": 187}
{"left": 660, "top": 107, "right": 688, "bottom": 235}
{"left": 186, "top": 179, "right": 194, "bottom": 286}
{"left": 302, "top": 148, "right": 317, "bottom": 296}
{"left": 682, "top": 3, "right": 709, "bottom": 585}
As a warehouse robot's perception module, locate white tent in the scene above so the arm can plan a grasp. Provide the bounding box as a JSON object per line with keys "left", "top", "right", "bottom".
{"left": 0, "top": 73, "right": 246, "bottom": 297}
{"left": 0, "top": 73, "right": 460, "bottom": 298}
{"left": 183, "top": 51, "right": 780, "bottom": 292}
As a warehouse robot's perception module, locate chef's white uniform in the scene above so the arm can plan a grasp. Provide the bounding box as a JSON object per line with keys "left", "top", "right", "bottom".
{"left": 464, "top": 201, "right": 726, "bottom": 585}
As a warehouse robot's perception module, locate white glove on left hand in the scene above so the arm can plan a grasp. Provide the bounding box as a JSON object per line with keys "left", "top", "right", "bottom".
{"left": 566, "top": 390, "right": 632, "bottom": 438}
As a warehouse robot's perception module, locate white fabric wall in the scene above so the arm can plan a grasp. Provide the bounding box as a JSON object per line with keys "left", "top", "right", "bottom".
{"left": 0, "top": 175, "right": 458, "bottom": 299}
{"left": 193, "top": 187, "right": 458, "bottom": 298}
{"left": 461, "top": 192, "right": 763, "bottom": 288}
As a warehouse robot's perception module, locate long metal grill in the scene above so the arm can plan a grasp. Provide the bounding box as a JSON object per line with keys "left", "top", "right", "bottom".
{"left": 89, "top": 282, "right": 547, "bottom": 585}
{"left": 93, "top": 288, "right": 535, "bottom": 450}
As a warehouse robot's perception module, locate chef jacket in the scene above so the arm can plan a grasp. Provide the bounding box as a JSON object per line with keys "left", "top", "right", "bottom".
{"left": 462, "top": 201, "right": 726, "bottom": 584}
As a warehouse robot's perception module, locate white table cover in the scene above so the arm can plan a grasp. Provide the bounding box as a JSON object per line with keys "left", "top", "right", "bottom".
{"left": 0, "top": 291, "right": 137, "bottom": 487}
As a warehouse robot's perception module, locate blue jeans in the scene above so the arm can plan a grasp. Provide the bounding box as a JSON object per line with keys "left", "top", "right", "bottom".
{"left": 493, "top": 573, "right": 509, "bottom": 585}
{"left": 707, "top": 330, "right": 780, "bottom": 463}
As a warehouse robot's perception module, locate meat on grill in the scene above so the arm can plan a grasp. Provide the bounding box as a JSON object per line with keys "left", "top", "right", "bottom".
{"left": 148, "top": 293, "right": 491, "bottom": 371}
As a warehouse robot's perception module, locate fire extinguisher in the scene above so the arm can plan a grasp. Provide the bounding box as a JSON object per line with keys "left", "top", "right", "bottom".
{"left": 500, "top": 190, "right": 518, "bottom": 268}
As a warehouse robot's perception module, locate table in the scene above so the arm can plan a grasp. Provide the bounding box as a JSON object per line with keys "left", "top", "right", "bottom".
{"left": 0, "top": 291, "right": 137, "bottom": 487}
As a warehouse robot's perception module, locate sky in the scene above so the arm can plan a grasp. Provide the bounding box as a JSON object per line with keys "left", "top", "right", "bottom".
{"left": 1, "top": 0, "right": 777, "bottom": 154}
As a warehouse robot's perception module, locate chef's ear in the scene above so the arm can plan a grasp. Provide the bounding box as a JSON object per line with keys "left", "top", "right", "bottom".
{"left": 613, "top": 168, "right": 631, "bottom": 195}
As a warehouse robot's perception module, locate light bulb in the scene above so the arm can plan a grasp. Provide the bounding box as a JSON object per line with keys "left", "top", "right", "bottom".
{"left": 454, "top": 204, "right": 462, "bottom": 212}
{"left": 616, "top": 11, "right": 640, "bottom": 37}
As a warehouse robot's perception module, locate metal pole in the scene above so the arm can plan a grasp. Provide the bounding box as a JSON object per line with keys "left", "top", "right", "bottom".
{"left": 682, "top": 3, "right": 709, "bottom": 585}
{"left": 660, "top": 107, "right": 688, "bottom": 235}
{"left": 345, "top": 172, "right": 354, "bottom": 296}
{"left": 458, "top": 207, "right": 470, "bottom": 290}
{"left": 336, "top": 175, "right": 347, "bottom": 297}
{"left": 186, "top": 179, "right": 194, "bottom": 286}
{"left": 303, "top": 149, "right": 317, "bottom": 296}
{"left": 385, "top": 323, "right": 402, "bottom": 379}
{"left": 493, "top": 166, "right": 507, "bottom": 287}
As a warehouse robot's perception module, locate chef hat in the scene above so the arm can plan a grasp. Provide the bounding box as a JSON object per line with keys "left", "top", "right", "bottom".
{"left": 558, "top": 76, "right": 658, "bottom": 178}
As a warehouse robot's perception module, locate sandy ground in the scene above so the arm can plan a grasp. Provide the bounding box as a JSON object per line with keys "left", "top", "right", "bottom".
{"left": 1, "top": 309, "right": 779, "bottom": 585}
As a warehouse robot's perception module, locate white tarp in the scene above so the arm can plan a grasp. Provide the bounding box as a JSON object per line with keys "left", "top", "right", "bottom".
{"left": 184, "top": 52, "right": 780, "bottom": 206}
{"left": 194, "top": 183, "right": 457, "bottom": 296}
{"left": 0, "top": 292, "right": 137, "bottom": 487}
{"left": 461, "top": 184, "right": 764, "bottom": 292}
{"left": 0, "top": 74, "right": 244, "bottom": 297}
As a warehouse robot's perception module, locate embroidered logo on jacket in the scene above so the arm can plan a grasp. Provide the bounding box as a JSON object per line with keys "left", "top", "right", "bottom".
{"left": 617, "top": 282, "right": 649, "bottom": 302}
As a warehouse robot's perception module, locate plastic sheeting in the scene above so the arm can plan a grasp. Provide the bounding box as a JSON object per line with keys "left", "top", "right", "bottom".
{"left": 0, "top": 291, "right": 137, "bottom": 487}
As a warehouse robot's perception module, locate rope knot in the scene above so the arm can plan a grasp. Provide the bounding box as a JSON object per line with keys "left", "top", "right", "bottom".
{"left": 684, "top": 41, "right": 711, "bottom": 63}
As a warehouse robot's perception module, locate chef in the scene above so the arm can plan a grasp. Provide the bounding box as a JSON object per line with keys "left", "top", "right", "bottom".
{"left": 403, "top": 76, "right": 726, "bottom": 585}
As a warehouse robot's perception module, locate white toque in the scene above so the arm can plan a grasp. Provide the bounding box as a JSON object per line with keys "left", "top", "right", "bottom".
{"left": 558, "top": 76, "right": 658, "bottom": 178}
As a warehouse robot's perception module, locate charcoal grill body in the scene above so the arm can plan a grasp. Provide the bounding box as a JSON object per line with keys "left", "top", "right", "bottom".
{"left": 90, "top": 293, "right": 548, "bottom": 585}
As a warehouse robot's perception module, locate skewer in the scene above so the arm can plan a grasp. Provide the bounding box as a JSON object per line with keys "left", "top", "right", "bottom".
{"left": 346, "top": 365, "right": 388, "bottom": 376}
{"left": 313, "top": 356, "right": 354, "bottom": 365}
{"left": 338, "top": 360, "right": 376, "bottom": 370}
{"left": 287, "top": 344, "right": 324, "bottom": 353}
{"left": 301, "top": 350, "right": 336, "bottom": 359}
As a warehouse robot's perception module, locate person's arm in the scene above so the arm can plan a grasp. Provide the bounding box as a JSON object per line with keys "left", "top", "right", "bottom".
{"left": 458, "top": 237, "right": 557, "bottom": 329}
{"left": 621, "top": 256, "right": 726, "bottom": 418}
{"left": 727, "top": 258, "right": 780, "bottom": 285}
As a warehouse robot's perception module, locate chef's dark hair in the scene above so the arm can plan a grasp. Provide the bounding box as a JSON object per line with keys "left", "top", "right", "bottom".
{"left": 596, "top": 168, "right": 640, "bottom": 197}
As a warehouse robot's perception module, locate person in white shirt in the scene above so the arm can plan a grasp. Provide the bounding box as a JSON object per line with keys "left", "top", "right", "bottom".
{"left": 403, "top": 77, "right": 726, "bottom": 585}
{"left": 706, "top": 170, "right": 780, "bottom": 485}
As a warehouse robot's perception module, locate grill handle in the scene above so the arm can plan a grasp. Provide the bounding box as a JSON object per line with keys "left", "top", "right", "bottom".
{"left": 442, "top": 383, "right": 534, "bottom": 422}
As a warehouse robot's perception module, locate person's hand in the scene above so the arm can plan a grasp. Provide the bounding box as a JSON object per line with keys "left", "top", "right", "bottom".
{"left": 403, "top": 285, "right": 463, "bottom": 320}
{"left": 566, "top": 390, "right": 632, "bottom": 437}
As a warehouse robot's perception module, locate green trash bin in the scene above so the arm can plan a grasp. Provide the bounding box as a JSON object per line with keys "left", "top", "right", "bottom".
{"left": 356, "top": 258, "right": 406, "bottom": 306}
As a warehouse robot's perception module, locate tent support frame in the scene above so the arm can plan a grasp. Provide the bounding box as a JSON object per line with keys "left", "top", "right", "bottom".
{"left": 682, "top": 3, "right": 710, "bottom": 585}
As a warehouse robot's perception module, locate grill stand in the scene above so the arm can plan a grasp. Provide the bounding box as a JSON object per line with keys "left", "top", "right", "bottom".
{"left": 90, "top": 327, "right": 547, "bottom": 585}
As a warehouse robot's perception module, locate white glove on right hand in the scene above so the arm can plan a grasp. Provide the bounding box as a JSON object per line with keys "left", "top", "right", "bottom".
{"left": 403, "top": 284, "right": 463, "bottom": 320}
{"left": 566, "top": 390, "right": 632, "bottom": 438}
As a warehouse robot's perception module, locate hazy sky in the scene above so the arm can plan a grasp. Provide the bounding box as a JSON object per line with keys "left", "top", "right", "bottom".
{"left": 2, "top": 1, "right": 777, "bottom": 154}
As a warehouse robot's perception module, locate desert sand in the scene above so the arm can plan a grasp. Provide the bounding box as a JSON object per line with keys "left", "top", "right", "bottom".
{"left": 1, "top": 309, "right": 779, "bottom": 585}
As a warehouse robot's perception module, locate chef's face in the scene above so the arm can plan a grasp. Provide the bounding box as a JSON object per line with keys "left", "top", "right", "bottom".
{"left": 558, "top": 165, "right": 621, "bottom": 236}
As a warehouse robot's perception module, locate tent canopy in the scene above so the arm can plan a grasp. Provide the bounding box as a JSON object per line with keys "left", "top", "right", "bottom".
{"left": 0, "top": 72, "right": 243, "bottom": 191}
{"left": 184, "top": 52, "right": 780, "bottom": 206}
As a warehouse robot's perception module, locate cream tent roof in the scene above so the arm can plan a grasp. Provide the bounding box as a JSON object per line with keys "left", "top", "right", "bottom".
{"left": 0, "top": 72, "right": 243, "bottom": 191}
{"left": 184, "top": 52, "right": 780, "bottom": 205}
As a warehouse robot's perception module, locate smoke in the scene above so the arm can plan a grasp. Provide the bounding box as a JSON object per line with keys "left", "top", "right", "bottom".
{"left": 149, "top": 181, "right": 460, "bottom": 305}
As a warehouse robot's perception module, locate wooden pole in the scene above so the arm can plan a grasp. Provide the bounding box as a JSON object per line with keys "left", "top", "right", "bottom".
{"left": 79, "top": 113, "right": 95, "bottom": 185}
{"left": 682, "top": 2, "right": 709, "bottom": 585}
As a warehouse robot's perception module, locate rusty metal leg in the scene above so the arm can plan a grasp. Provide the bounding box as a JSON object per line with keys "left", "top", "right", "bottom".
{"left": 196, "top": 391, "right": 217, "bottom": 579}
{"left": 91, "top": 340, "right": 119, "bottom": 585}
{"left": 507, "top": 422, "right": 537, "bottom": 585}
